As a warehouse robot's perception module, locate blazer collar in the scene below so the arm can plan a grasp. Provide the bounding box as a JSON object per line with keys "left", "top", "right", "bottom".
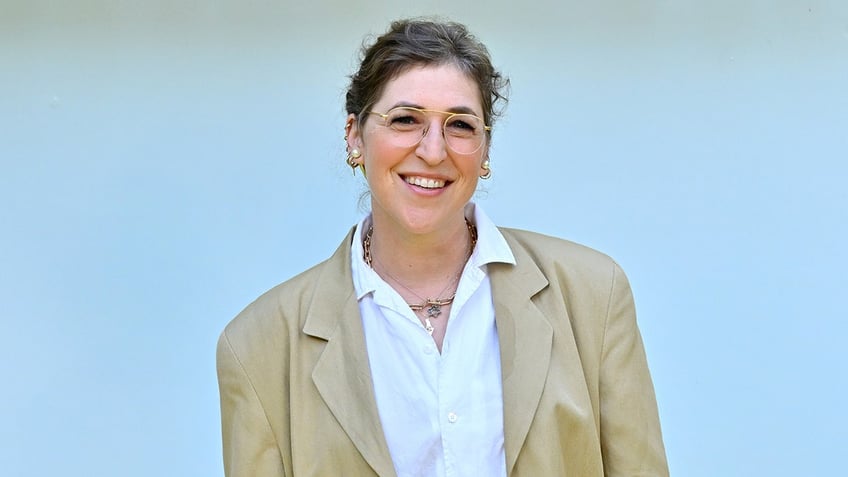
{"left": 301, "top": 227, "right": 565, "bottom": 477}
{"left": 490, "top": 229, "right": 554, "bottom": 475}
{"left": 303, "top": 227, "right": 397, "bottom": 477}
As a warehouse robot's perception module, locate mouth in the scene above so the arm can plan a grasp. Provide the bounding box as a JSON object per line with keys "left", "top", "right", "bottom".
{"left": 403, "top": 175, "right": 448, "bottom": 190}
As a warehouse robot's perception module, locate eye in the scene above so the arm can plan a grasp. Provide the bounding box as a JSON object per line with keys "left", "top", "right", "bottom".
{"left": 386, "top": 108, "right": 425, "bottom": 131}
{"left": 448, "top": 119, "right": 474, "bottom": 130}
{"left": 445, "top": 115, "right": 479, "bottom": 135}
{"left": 390, "top": 114, "right": 419, "bottom": 125}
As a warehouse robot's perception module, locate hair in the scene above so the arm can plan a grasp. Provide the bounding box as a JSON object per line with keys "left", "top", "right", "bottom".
{"left": 346, "top": 18, "right": 509, "bottom": 136}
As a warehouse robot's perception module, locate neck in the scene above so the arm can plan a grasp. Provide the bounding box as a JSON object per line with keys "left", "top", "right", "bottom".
{"left": 366, "top": 215, "right": 474, "bottom": 289}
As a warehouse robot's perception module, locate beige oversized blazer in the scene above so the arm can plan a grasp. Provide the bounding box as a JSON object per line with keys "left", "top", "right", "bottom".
{"left": 217, "top": 227, "right": 669, "bottom": 476}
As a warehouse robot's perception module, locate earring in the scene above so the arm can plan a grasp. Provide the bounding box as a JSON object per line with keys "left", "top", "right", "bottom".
{"left": 480, "top": 159, "right": 492, "bottom": 179}
{"left": 346, "top": 149, "right": 365, "bottom": 176}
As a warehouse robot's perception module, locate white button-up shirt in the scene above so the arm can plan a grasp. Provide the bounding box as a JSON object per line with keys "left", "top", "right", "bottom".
{"left": 351, "top": 203, "right": 516, "bottom": 477}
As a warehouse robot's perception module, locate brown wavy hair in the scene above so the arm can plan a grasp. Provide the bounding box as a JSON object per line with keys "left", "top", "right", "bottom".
{"left": 346, "top": 18, "right": 509, "bottom": 138}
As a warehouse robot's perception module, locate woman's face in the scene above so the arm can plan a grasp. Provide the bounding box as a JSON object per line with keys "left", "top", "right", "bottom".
{"left": 347, "top": 63, "right": 489, "bottom": 237}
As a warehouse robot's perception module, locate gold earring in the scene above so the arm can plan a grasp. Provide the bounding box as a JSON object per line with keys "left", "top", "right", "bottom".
{"left": 347, "top": 149, "right": 366, "bottom": 176}
{"left": 346, "top": 148, "right": 361, "bottom": 167}
{"left": 480, "top": 159, "right": 492, "bottom": 179}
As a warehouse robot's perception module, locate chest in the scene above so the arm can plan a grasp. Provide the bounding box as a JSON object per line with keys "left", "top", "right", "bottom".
{"left": 359, "top": 275, "right": 507, "bottom": 477}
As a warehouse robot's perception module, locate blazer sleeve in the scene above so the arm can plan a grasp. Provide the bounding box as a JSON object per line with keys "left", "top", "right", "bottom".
{"left": 599, "top": 263, "right": 669, "bottom": 477}
{"left": 217, "top": 331, "right": 286, "bottom": 477}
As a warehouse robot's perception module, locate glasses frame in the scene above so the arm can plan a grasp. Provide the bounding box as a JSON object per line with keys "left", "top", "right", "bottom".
{"left": 367, "top": 106, "right": 492, "bottom": 155}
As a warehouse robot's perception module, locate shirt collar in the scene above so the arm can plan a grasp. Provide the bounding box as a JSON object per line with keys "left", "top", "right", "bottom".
{"left": 464, "top": 202, "right": 516, "bottom": 270}
{"left": 350, "top": 202, "right": 516, "bottom": 301}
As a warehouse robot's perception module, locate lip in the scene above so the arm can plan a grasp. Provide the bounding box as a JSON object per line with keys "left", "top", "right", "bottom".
{"left": 399, "top": 173, "right": 452, "bottom": 193}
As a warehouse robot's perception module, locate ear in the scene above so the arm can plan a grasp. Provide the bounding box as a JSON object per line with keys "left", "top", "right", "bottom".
{"left": 345, "top": 113, "right": 364, "bottom": 157}
{"left": 479, "top": 138, "right": 492, "bottom": 171}
{"left": 479, "top": 153, "right": 489, "bottom": 175}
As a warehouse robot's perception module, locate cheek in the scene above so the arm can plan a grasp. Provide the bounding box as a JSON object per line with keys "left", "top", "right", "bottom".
{"left": 363, "top": 135, "right": 404, "bottom": 168}
{"left": 470, "top": 155, "right": 486, "bottom": 174}
{"left": 363, "top": 143, "right": 390, "bottom": 167}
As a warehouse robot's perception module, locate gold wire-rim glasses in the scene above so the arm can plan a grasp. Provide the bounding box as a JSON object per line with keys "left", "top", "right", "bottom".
{"left": 367, "top": 106, "right": 491, "bottom": 155}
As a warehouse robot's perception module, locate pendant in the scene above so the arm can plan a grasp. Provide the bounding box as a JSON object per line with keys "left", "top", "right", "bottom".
{"left": 426, "top": 303, "right": 442, "bottom": 319}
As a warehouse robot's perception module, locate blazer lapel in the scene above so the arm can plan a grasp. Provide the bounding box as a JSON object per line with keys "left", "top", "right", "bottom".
{"left": 304, "top": 229, "right": 397, "bottom": 477}
{"left": 300, "top": 227, "right": 573, "bottom": 477}
{"left": 490, "top": 232, "right": 554, "bottom": 475}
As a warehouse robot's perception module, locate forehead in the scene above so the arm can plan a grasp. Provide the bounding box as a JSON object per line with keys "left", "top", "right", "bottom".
{"left": 374, "top": 63, "right": 483, "bottom": 115}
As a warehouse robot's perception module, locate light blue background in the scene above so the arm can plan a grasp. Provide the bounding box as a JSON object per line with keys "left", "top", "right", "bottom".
{"left": 2, "top": 1, "right": 846, "bottom": 475}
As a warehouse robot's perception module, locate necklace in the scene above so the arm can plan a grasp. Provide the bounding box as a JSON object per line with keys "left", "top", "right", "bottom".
{"left": 363, "top": 220, "right": 478, "bottom": 335}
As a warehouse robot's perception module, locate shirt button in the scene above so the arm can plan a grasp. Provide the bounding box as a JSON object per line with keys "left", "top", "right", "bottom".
{"left": 423, "top": 345, "right": 435, "bottom": 355}
{"left": 447, "top": 412, "right": 458, "bottom": 423}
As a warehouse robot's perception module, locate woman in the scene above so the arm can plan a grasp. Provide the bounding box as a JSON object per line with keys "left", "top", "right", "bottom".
{"left": 217, "top": 18, "right": 669, "bottom": 477}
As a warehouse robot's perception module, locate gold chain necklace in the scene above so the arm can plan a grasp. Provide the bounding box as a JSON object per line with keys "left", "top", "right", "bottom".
{"left": 363, "top": 220, "right": 478, "bottom": 335}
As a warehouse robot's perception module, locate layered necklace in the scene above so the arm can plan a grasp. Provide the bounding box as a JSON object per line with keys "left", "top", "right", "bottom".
{"left": 363, "top": 220, "right": 478, "bottom": 335}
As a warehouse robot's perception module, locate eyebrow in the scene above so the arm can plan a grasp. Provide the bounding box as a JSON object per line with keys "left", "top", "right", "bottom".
{"left": 388, "top": 101, "right": 481, "bottom": 116}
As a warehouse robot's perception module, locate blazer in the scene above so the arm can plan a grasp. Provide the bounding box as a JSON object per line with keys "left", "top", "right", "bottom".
{"left": 217, "top": 226, "right": 669, "bottom": 477}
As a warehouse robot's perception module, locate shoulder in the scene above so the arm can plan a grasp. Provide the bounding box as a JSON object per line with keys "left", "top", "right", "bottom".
{"left": 495, "top": 227, "right": 632, "bottom": 308}
{"left": 498, "top": 227, "right": 624, "bottom": 281}
{"left": 219, "top": 244, "right": 349, "bottom": 358}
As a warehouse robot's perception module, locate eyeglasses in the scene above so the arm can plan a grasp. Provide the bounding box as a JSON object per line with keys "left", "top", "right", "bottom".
{"left": 368, "top": 106, "right": 491, "bottom": 155}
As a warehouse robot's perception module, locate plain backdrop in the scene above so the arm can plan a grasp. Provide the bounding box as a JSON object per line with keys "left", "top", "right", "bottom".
{"left": 2, "top": 1, "right": 846, "bottom": 476}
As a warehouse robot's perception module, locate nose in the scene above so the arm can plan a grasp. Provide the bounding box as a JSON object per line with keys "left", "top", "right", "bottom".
{"left": 414, "top": 118, "right": 449, "bottom": 165}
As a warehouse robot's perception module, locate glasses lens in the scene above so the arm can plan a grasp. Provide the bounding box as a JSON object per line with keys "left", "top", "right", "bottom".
{"left": 379, "top": 107, "right": 487, "bottom": 154}
{"left": 383, "top": 107, "right": 427, "bottom": 147}
{"left": 444, "top": 114, "right": 485, "bottom": 154}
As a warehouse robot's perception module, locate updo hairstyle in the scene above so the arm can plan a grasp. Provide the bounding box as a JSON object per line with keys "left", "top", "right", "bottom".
{"left": 345, "top": 18, "right": 509, "bottom": 136}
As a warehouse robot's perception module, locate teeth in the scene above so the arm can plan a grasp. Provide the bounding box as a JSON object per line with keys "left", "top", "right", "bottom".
{"left": 405, "top": 176, "right": 445, "bottom": 189}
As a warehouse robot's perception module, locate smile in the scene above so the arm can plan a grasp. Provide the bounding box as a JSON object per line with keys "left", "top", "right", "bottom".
{"left": 404, "top": 176, "right": 447, "bottom": 189}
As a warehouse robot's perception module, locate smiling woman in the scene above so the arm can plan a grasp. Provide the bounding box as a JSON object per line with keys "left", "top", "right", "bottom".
{"left": 216, "top": 17, "right": 669, "bottom": 477}
{"left": 348, "top": 63, "right": 488, "bottom": 252}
